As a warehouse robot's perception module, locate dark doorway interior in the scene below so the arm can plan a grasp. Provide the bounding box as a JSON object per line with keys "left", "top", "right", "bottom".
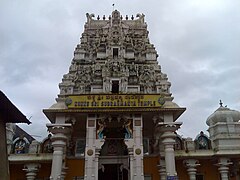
{"left": 113, "top": 48, "right": 119, "bottom": 58}
{"left": 98, "top": 164, "right": 128, "bottom": 180}
{"left": 196, "top": 174, "right": 204, "bottom": 180}
{"left": 112, "top": 81, "right": 119, "bottom": 93}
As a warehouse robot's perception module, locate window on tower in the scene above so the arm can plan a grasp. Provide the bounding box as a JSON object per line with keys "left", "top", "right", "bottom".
{"left": 112, "top": 80, "right": 119, "bottom": 93}
{"left": 113, "top": 48, "right": 118, "bottom": 58}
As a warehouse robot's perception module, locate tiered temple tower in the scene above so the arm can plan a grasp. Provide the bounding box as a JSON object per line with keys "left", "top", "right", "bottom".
{"left": 44, "top": 10, "right": 185, "bottom": 180}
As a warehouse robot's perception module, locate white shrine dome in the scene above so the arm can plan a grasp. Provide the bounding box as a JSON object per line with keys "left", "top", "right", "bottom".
{"left": 206, "top": 101, "right": 240, "bottom": 126}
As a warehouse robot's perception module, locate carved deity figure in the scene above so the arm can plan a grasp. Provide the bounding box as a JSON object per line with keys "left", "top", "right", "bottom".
{"left": 142, "top": 79, "right": 153, "bottom": 93}
{"left": 112, "top": 61, "right": 120, "bottom": 72}
{"left": 69, "top": 62, "right": 77, "bottom": 72}
{"left": 86, "top": 13, "right": 95, "bottom": 24}
{"left": 103, "top": 78, "right": 111, "bottom": 93}
{"left": 123, "top": 120, "right": 132, "bottom": 139}
{"left": 120, "top": 77, "right": 128, "bottom": 93}
{"left": 97, "top": 119, "right": 106, "bottom": 139}
{"left": 14, "top": 138, "right": 27, "bottom": 154}
{"left": 136, "top": 13, "right": 145, "bottom": 24}
{"left": 129, "top": 63, "right": 137, "bottom": 76}
{"left": 112, "top": 10, "right": 121, "bottom": 25}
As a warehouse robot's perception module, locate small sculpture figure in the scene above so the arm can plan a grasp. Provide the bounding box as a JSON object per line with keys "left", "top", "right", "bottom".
{"left": 86, "top": 13, "right": 95, "bottom": 24}
{"left": 97, "top": 120, "right": 106, "bottom": 139}
{"left": 14, "top": 138, "right": 27, "bottom": 154}
{"left": 123, "top": 120, "right": 132, "bottom": 139}
{"left": 136, "top": 13, "right": 145, "bottom": 22}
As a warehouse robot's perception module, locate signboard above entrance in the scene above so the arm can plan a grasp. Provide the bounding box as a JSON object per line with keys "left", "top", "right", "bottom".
{"left": 65, "top": 94, "right": 165, "bottom": 109}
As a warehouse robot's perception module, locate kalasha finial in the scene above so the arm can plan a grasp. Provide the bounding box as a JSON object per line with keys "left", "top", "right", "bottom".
{"left": 219, "top": 100, "right": 223, "bottom": 107}
{"left": 112, "top": 4, "right": 115, "bottom": 11}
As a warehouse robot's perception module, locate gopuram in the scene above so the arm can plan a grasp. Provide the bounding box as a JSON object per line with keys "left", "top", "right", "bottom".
{"left": 43, "top": 10, "right": 185, "bottom": 180}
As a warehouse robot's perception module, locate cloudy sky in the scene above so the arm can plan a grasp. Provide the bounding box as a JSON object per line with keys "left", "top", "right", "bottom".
{"left": 1, "top": 0, "right": 240, "bottom": 141}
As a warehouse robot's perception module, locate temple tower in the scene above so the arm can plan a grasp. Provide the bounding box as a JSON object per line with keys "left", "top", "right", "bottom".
{"left": 44, "top": 10, "right": 185, "bottom": 180}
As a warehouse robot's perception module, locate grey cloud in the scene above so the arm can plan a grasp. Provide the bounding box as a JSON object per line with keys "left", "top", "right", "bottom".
{"left": 1, "top": 0, "right": 239, "bottom": 140}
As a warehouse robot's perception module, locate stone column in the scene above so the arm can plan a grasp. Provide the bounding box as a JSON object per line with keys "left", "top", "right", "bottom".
{"left": 158, "top": 159, "right": 166, "bottom": 180}
{"left": 94, "top": 137, "right": 104, "bottom": 180}
{"left": 94, "top": 149, "right": 100, "bottom": 179}
{"left": 124, "top": 139, "right": 134, "bottom": 180}
{"left": 129, "top": 149, "right": 134, "bottom": 180}
{"left": 47, "top": 118, "right": 72, "bottom": 180}
{"left": 157, "top": 120, "right": 182, "bottom": 178}
{"left": 216, "top": 158, "right": 232, "bottom": 180}
{"left": 184, "top": 159, "right": 200, "bottom": 180}
{"left": 84, "top": 114, "right": 97, "bottom": 180}
{"left": 132, "top": 114, "right": 144, "bottom": 180}
{"left": 23, "top": 163, "right": 41, "bottom": 180}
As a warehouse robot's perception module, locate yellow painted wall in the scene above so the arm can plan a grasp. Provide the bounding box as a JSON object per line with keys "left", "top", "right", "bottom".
{"left": 11, "top": 158, "right": 156, "bottom": 179}
{"left": 36, "top": 163, "right": 51, "bottom": 179}
{"left": 176, "top": 160, "right": 189, "bottom": 180}
{"left": 10, "top": 163, "right": 51, "bottom": 180}
{"left": 64, "top": 157, "right": 161, "bottom": 180}
{"left": 65, "top": 158, "right": 85, "bottom": 179}
{"left": 177, "top": 159, "right": 221, "bottom": 180}
{"left": 198, "top": 159, "right": 219, "bottom": 180}
{"left": 11, "top": 157, "right": 238, "bottom": 180}
{"left": 10, "top": 164, "right": 26, "bottom": 180}
{"left": 143, "top": 156, "right": 160, "bottom": 180}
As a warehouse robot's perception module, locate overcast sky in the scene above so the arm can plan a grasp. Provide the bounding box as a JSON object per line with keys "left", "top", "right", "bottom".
{"left": 1, "top": 0, "right": 240, "bottom": 141}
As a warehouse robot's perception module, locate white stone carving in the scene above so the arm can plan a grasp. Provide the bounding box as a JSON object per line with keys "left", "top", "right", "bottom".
{"left": 57, "top": 10, "right": 172, "bottom": 96}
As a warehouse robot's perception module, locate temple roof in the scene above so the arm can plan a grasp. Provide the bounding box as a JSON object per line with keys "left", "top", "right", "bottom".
{"left": 206, "top": 101, "right": 240, "bottom": 126}
{"left": 0, "top": 91, "right": 31, "bottom": 124}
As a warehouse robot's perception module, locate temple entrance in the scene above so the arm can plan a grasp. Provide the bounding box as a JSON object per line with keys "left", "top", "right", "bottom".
{"left": 98, "top": 116, "right": 131, "bottom": 156}
{"left": 99, "top": 127, "right": 128, "bottom": 156}
{"left": 98, "top": 164, "right": 128, "bottom": 180}
{"left": 98, "top": 116, "right": 131, "bottom": 180}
